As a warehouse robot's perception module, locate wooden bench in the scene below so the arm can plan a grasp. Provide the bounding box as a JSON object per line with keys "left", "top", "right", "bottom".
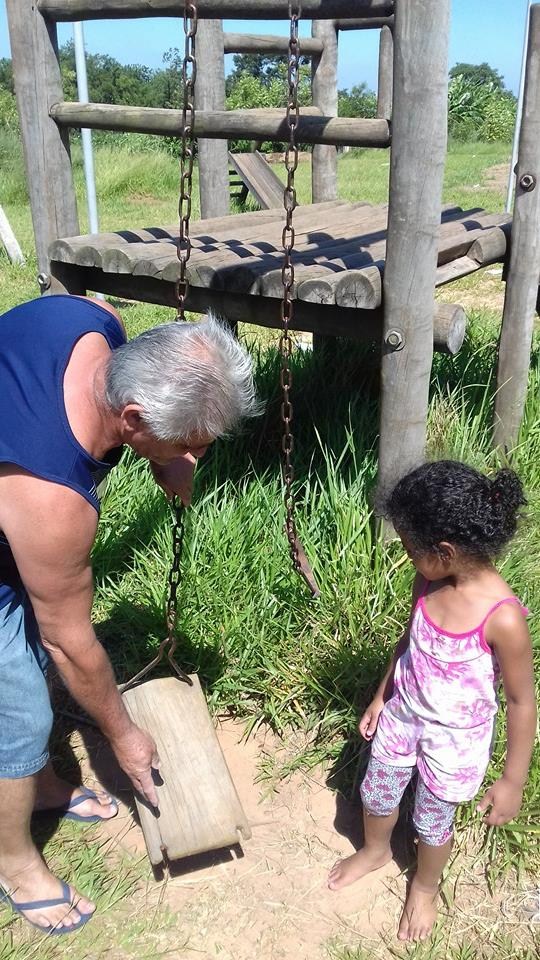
{"left": 48, "top": 201, "right": 511, "bottom": 354}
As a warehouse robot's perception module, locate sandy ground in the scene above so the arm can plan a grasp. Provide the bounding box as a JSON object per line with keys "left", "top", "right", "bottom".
{"left": 72, "top": 718, "right": 415, "bottom": 959}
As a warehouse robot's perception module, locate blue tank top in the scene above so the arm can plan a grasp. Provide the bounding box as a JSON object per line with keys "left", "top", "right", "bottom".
{"left": 0, "top": 295, "right": 127, "bottom": 609}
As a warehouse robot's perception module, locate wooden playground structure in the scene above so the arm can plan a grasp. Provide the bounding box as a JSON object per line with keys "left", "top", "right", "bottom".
{"left": 6, "top": 0, "right": 540, "bottom": 497}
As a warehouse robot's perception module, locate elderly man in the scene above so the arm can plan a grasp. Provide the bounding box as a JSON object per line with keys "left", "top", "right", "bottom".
{"left": 0, "top": 294, "right": 256, "bottom": 934}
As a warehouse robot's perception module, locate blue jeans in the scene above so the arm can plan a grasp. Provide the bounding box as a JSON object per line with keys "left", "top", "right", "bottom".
{"left": 0, "top": 588, "right": 52, "bottom": 778}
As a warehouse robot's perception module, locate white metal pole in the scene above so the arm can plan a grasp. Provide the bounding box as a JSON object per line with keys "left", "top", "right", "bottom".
{"left": 73, "top": 21, "right": 99, "bottom": 233}
{"left": 506, "top": 1, "right": 532, "bottom": 212}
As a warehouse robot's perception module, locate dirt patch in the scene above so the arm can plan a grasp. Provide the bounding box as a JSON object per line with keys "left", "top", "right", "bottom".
{"left": 66, "top": 720, "right": 537, "bottom": 960}
{"left": 484, "top": 162, "right": 512, "bottom": 192}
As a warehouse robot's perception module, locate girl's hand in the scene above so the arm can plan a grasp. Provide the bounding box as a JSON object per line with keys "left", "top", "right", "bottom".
{"left": 359, "top": 698, "right": 384, "bottom": 740}
{"left": 476, "top": 777, "right": 524, "bottom": 826}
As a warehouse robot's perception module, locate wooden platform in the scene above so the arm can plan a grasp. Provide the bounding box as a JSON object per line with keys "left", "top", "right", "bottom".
{"left": 49, "top": 201, "right": 511, "bottom": 348}
{"left": 228, "top": 150, "right": 285, "bottom": 209}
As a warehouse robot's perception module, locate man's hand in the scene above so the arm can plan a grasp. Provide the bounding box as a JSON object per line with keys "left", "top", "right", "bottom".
{"left": 110, "top": 723, "right": 161, "bottom": 808}
{"left": 476, "top": 777, "right": 524, "bottom": 826}
{"left": 150, "top": 454, "right": 197, "bottom": 506}
{"left": 359, "top": 697, "right": 385, "bottom": 740}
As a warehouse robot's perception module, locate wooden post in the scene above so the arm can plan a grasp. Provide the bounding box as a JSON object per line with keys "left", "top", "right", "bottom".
{"left": 0, "top": 205, "right": 26, "bottom": 266}
{"left": 6, "top": 0, "right": 79, "bottom": 274}
{"left": 493, "top": 3, "right": 540, "bottom": 451}
{"left": 311, "top": 20, "right": 339, "bottom": 203}
{"left": 377, "top": 25, "right": 393, "bottom": 119}
{"left": 378, "top": 0, "right": 450, "bottom": 494}
{"left": 195, "top": 19, "right": 230, "bottom": 219}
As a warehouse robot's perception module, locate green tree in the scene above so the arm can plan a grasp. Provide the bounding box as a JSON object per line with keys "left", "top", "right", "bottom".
{"left": 449, "top": 62, "right": 506, "bottom": 92}
{"left": 338, "top": 83, "right": 376, "bottom": 118}
{"left": 0, "top": 58, "right": 14, "bottom": 94}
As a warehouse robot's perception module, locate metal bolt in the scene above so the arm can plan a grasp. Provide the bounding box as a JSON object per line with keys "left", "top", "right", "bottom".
{"left": 37, "top": 272, "right": 51, "bottom": 292}
{"left": 385, "top": 329, "right": 404, "bottom": 351}
{"left": 519, "top": 173, "right": 536, "bottom": 192}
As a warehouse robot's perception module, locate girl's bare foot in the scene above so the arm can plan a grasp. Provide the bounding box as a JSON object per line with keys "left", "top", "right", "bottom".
{"left": 328, "top": 847, "right": 392, "bottom": 891}
{"left": 398, "top": 878, "right": 438, "bottom": 941}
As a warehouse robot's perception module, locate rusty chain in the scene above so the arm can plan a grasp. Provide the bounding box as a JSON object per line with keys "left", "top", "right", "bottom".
{"left": 280, "top": 2, "right": 320, "bottom": 598}
{"left": 175, "top": 1, "right": 198, "bottom": 320}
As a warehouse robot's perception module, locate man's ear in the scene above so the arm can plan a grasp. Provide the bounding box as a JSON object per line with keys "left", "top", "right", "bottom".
{"left": 120, "top": 403, "right": 145, "bottom": 435}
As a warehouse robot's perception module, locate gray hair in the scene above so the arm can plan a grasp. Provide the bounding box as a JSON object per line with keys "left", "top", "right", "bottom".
{"left": 104, "top": 313, "right": 257, "bottom": 441}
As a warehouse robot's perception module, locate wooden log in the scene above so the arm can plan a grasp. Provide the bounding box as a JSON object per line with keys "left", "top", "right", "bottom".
{"left": 494, "top": 4, "right": 540, "bottom": 451}
{"left": 49, "top": 261, "right": 460, "bottom": 355}
{"left": 377, "top": 25, "right": 393, "bottom": 120}
{"left": 51, "top": 102, "right": 391, "bottom": 147}
{"left": 223, "top": 33, "right": 323, "bottom": 55}
{"left": 378, "top": 0, "right": 450, "bottom": 493}
{"left": 336, "top": 17, "right": 394, "bottom": 30}
{"left": 0, "top": 204, "right": 26, "bottom": 265}
{"left": 311, "top": 20, "right": 339, "bottom": 203}
{"left": 6, "top": 0, "right": 79, "bottom": 273}
{"left": 431, "top": 303, "right": 467, "bottom": 356}
{"left": 196, "top": 20, "right": 229, "bottom": 219}
{"left": 39, "top": 0, "right": 395, "bottom": 21}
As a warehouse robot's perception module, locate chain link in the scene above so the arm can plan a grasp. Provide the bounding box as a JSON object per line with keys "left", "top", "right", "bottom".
{"left": 175, "top": 1, "right": 198, "bottom": 318}
{"left": 279, "top": 3, "right": 320, "bottom": 598}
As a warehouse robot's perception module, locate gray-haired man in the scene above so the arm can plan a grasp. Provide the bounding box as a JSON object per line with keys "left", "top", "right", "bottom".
{"left": 0, "top": 294, "right": 256, "bottom": 933}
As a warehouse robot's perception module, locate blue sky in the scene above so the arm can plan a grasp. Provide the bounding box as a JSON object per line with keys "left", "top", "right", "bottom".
{"left": 0, "top": 1, "right": 531, "bottom": 94}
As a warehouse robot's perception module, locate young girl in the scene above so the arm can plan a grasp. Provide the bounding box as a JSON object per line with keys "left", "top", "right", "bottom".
{"left": 328, "top": 461, "right": 536, "bottom": 942}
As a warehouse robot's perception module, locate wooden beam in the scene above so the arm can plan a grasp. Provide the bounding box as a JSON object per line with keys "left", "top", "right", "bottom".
{"left": 6, "top": 0, "right": 79, "bottom": 273}
{"left": 223, "top": 33, "right": 323, "bottom": 55}
{"left": 48, "top": 260, "right": 459, "bottom": 354}
{"left": 494, "top": 3, "right": 540, "bottom": 452}
{"left": 38, "top": 0, "right": 395, "bottom": 21}
{"left": 0, "top": 204, "right": 26, "bottom": 265}
{"left": 336, "top": 17, "right": 394, "bottom": 30}
{"left": 378, "top": 0, "right": 450, "bottom": 493}
{"left": 377, "top": 25, "right": 393, "bottom": 119}
{"left": 51, "top": 102, "right": 392, "bottom": 147}
{"left": 196, "top": 20, "right": 229, "bottom": 218}
{"left": 311, "top": 20, "right": 339, "bottom": 203}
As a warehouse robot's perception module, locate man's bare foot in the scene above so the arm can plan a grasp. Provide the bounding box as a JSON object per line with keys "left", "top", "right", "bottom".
{"left": 398, "top": 878, "right": 438, "bottom": 941}
{"left": 328, "top": 847, "right": 392, "bottom": 891}
{"left": 0, "top": 851, "right": 95, "bottom": 932}
{"left": 34, "top": 764, "right": 117, "bottom": 820}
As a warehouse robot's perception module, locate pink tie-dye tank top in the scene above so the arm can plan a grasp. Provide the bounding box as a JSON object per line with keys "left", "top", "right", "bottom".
{"left": 371, "top": 583, "right": 527, "bottom": 802}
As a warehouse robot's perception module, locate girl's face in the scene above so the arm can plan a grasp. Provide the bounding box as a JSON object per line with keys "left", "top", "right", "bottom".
{"left": 399, "top": 532, "right": 454, "bottom": 580}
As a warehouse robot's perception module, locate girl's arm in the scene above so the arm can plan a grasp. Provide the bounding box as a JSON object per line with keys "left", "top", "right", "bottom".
{"left": 477, "top": 604, "right": 537, "bottom": 826}
{"left": 359, "top": 573, "right": 423, "bottom": 739}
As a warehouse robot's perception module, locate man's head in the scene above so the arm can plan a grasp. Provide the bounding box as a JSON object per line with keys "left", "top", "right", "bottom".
{"left": 104, "top": 314, "right": 257, "bottom": 460}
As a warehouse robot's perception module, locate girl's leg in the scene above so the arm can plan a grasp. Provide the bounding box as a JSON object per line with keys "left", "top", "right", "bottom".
{"left": 397, "top": 776, "right": 456, "bottom": 941}
{"left": 328, "top": 758, "right": 413, "bottom": 890}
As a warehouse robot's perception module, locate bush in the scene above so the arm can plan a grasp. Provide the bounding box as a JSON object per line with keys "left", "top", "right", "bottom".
{"left": 0, "top": 88, "right": 19, "bottom": 135}
{"left": 448, "top": 74, "right": 516, "bottom": 143}
{"left": 480, "top": 93, "right": 517, "bottom": 142}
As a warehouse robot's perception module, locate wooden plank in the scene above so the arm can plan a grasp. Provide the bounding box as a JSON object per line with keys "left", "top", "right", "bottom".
{"left": 197, "top": 20, "right": 229, "bottom": 219}
{"left": 51, "top": 102, "right": 392, "bottom": 147}
{"left": 336, "top": 17, "right": 394, "bottom": 30}
{"left": 223, "top": 33, "right": 323, "bottom": 55}
{"left": 123, "top": 677, "right": 251, "bottom": 865}
{"left": 312, "top": 20, "right": 339, "bottom": 203}
{"left": 39, "top": 0, "right": 395, "bottom": 21}
{"left": 494, "top": 3, "right": 540, "bottom": 450}
{"left": 50, "top": 262, "right": 461, "bottom": 355}
{"left": 227, "top": 152, "right": 285, "bottom": 209}
{"left": 378, "top": 0, "right": 451, "bottom": 492}
{"left": 377, "top": 25, "right": 393, "bottom": 120}
{"left": 0, "top": 204, "right": 25, "bottom": 265}
{"left": 6, "top": 0, "right": 79, "bottom": 273}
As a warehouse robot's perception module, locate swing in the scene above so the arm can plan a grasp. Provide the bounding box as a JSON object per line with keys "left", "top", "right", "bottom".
{"left": 121, "top": 0, "right": 317, "bottom": 868}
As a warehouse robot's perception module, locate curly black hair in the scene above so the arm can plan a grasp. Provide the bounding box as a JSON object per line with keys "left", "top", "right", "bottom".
{"left": 378, "top": 461, "right": 526, "bottom": 560}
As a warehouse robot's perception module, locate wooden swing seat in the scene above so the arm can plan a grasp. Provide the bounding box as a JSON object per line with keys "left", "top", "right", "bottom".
{"left": 123, "top": 676, "right": 251, "bottom": 866}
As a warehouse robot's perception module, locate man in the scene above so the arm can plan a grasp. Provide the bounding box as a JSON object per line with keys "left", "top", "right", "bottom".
{"left": 0, "top": 294, "right": 256, "bottom": 934}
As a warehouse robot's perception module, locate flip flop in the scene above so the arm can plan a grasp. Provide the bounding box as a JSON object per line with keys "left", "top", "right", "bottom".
{"left": 33, "top": 785, "right": 119, "bottom": 824}
{"left": 0, "top": 879, "right": 93, "bottom": 935}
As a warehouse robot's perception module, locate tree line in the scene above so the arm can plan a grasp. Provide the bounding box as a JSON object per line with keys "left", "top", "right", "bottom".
{"left": 0, "top": 47, "right": 517, "bottom": 145}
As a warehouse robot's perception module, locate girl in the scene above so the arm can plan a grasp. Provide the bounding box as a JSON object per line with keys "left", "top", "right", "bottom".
{"left": 328, "top": 462, "right": 536, "bottom": 943}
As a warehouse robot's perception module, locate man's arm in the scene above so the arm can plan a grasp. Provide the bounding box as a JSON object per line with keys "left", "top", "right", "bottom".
{"left": 0, "top": 468, "right": 159, "bottom": 806}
